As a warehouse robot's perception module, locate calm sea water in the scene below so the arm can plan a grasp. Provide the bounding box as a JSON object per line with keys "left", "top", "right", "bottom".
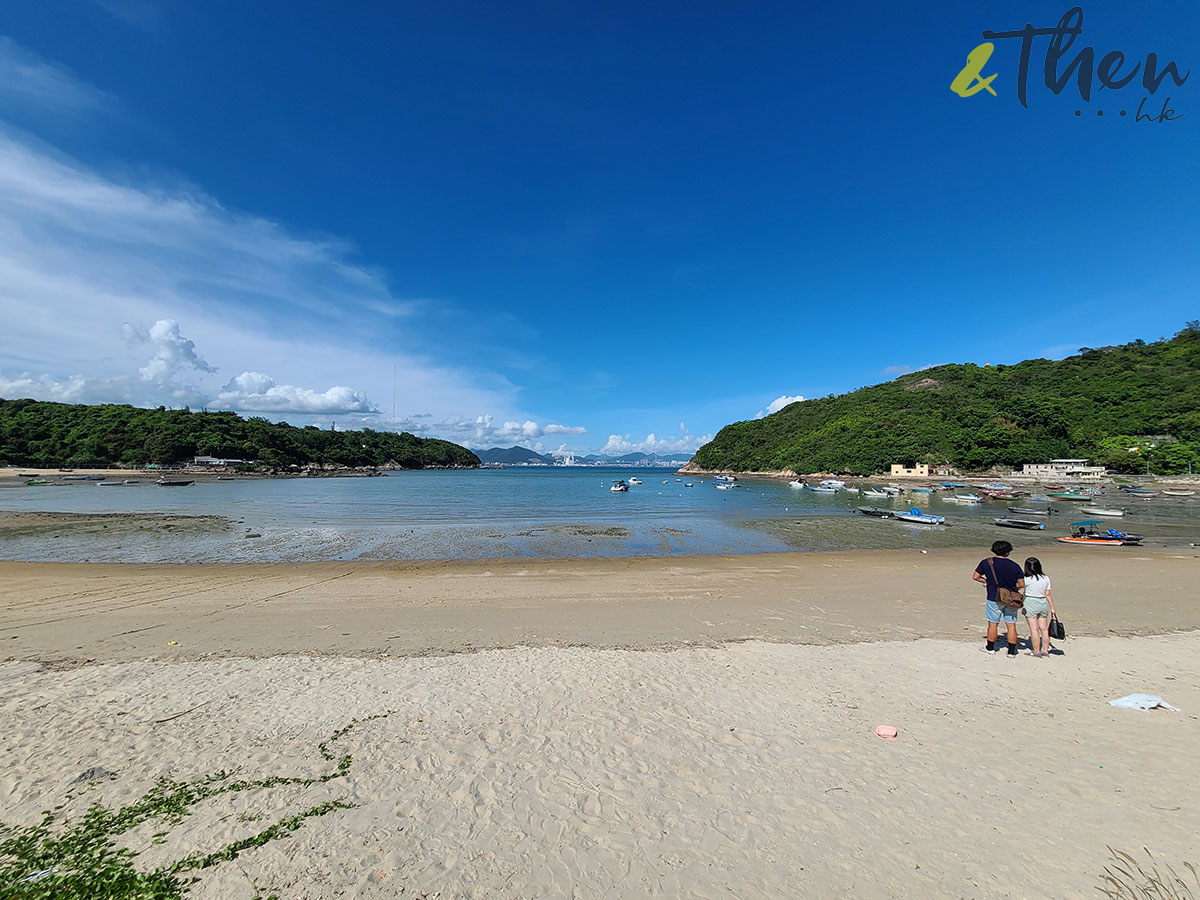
{"left": 1, "top": 468, "right": 1197, "bottom": 562}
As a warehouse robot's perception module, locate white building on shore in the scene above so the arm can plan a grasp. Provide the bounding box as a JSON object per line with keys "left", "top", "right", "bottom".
{"left": 1021, "top": 458, "right": 1107, "bottom": 480}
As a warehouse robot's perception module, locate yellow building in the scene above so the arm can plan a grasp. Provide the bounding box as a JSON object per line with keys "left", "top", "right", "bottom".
{"left": 889, "top": 463, "right": 929, "bottom": 477}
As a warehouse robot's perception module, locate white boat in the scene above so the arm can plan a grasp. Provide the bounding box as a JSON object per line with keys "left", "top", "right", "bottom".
{"left": 1080, "top": 506, "right": 1125, "bottom": 517}
{"left": 843, "top": 486, "right": 860, "bottom": 494}
{"left": 808, "top": 485, "right": 838, "bottom": 494}
{"left": 820, "top": 479, "right": 845, "bottom": 488}
{"left": 715, "top": 482, "right": 734, "bottom": 490}
{"left": 714, "top": 474, "right": 738, "bottom": 482}
{"left": 97, "top": 481, "right": 123, "bottom": 486}
{"left": 685, "top": 482, "right": 694, "bottom": 488}
{"left": 628, "top": 477, "right": 642, "bottom": 485}
{"left": 878, "top": 486, "right": 901, "bottom": 496}
{"left": 788, "top": 480, "right": 805, "bottom": 488}
{"left": 955, "top": 494, "right": 982, "bottom": 502}
{"left": 610, "top": 480, "right": 629, "bottom": 492}
{"left": 892, "top": 507, "right": 947, "bottom": 525}
{"left": 862, "top": 489, "right": 889, "bottom": 498}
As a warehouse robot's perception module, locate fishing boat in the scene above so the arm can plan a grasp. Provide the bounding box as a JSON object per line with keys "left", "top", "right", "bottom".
{"left": 156, "top": 479, "right": 195, "bottom": 487}
{"left": 610, "top": 480, "right": 629, "bottom": 492}
{"left": 861, "top": 489, "right": 889, "bottom": 498}
{"left": 1080, "top": 506, "right": 1125, "bottom": 517}
{"left": 910, "top": 486, "right": 933, "bottom": 493}
{"left": 808, "top": 485, "right": 838, "bottom": 494}
{"left": 1164, "top": 488, "right": 1195, "bottom": 496}
{"left": 24, "top": 479, "right": 49, "bottom": 485}
{"left": 941, "top": 482, "right": 967, "bottom": 488}
{"left": 954, "top": 493, "right": 982, "bottom": 502}
{"left": 892, "top": 507, "right": 947, "bottom": 525}
{"left": 856, "top": 506, "right": 892, "bottom": 518}
{"left": 1048, "top": 493, "right": 1091, "bottom": 501}
{"left": 1007, "top": 506, "right": 1055, "bottom": 516}
{"left": 1120, "top": 486, "right": 1155, "bottom": 494}
{"left": 994, "top": 518, "right": 1046, "bottom": 530}
{"left": 715, "top": 482, "right": 734, "bottom": 490}
{"left": 981, "top": 490, "right": 1019, "bottom": 500}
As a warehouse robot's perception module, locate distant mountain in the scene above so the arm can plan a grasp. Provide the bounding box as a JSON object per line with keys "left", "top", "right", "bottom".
{"left": 474, "top": 446, "right": 556, "bottom": 465}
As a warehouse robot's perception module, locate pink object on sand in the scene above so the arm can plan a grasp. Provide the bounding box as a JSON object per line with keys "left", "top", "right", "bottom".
{"left": 876, "top": 725, "right": 898, "bottom": 739}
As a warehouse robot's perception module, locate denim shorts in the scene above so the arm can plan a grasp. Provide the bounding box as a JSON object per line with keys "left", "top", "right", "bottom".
{"left": 986, "top": 598, "right": 1018, "bottom": 624}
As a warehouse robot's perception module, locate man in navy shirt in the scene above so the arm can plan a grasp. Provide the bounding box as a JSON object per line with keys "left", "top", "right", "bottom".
{"left": 973, "top": 540, "right": 1026, "bottom": 656}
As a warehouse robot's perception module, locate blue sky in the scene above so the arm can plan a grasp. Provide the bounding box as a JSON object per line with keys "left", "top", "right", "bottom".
{"left": 0, "top": 1, "right": 1195, "bottom": 457}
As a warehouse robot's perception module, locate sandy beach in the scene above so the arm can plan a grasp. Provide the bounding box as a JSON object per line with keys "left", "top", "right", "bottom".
{"left": 3, "top": 549, "right": 1199, "bottom": 898}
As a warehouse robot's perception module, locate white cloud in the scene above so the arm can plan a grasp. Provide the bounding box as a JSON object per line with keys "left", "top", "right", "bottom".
{"left": 213, "top": 371, "right": 376, "bottom": 415}
{"left": 130, "top": 319, "right": 216, "bottom": 385}
{"left": 755, "top": 393, "right": 806, "bottom": 418}
{"left": 600, "top": 432, "right": 714, "bottom": 456}
{"left": 544, "top": 423, "right": 588, "bottom": 435}
{"left": 0, "top": 37, "right": 115, "bottom": 121}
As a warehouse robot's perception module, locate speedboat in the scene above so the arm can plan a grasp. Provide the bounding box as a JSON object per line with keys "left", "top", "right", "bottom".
{"left": 856, "top": 506, "right": 892, "bottom": 518}
{"left": 715, "top": 482, "right": 734, "bottom": 490}
{"left": 788, "top": 480, "right": 805, "bottom": 488}
{"left": 808, "top": 485, "right": 838, "bottom": 493}
{"left": 994, "top": 518, "right": 1046, "bottom": 530}
{"left": 628, "top": 477, "right": 642, "bottom": 485}
{"left": 892, "top": 507, "right": 947, "bottom": 525}
{"left": 819, "top": 479, "right": 845, "bottom": 488}
{"left": 610, "top": 480, "right": 629, "bottom": 492}
{"left": 1059, "top": 521, "right": 1143, "bottom": 545}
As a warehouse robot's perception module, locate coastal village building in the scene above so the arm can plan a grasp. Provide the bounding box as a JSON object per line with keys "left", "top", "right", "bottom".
{"left": 889, "top": 463, "right": 929, "bottom": 477}
{"left": 192, "top": 456, "right": 248, "bottom": 466}
{"left": 1021, "top": 458, "right": 1107, "bottom": 480}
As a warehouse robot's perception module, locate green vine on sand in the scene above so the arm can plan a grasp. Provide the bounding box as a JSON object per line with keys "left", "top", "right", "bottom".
{"left": 0, "top": 713, "right": 392, "bottom": 900}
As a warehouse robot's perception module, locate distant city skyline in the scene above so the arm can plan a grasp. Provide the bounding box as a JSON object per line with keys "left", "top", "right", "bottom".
{"left": 0, "top": 2, "right": 1194, "bottom": 456}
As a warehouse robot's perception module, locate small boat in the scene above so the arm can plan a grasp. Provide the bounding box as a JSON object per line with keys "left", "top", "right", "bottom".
{"left": 83, "top": 474, "right": 106, "bottom": 481}
{"left": 714, "top": 475, "right": 737, "bottom": 482}
{"left": 1042, "top": 484, "right": 1065, "bottom": 491}
{"left": 982, "top": 491, "right": 1018, "bottom": 500}
{"left": 157, "top": 479, "right": 195, "bottom": 487}
{"left": 60, "top": 474, "right": 88, "bottom": 480}
{"left": 97, "top": 481, "right": 124, "bottom": 486}
{"left": 994, "top": 518, "right": 1046, "bottom": 530}
{"left": 1121, "top": 487, "right": 1156, "bottom": 496}
{"left": 684, "top": 482, "right": 694, "bottom": 487}
{"left": 892, "top": 507, "right": 947, "bottom": 525}
{"left": 628, "top": 477, "right": 642, "bottom": 485}
{"left": 24, "top": 479, "right": 49, "bottom": 485}
{"left": 941, "top": 482, "right": 967, "bottom": 488}
{"left": 1164, "top": 488, "right": 1195, "bottom": 496}
{"left": 954, "top": 494, "right": 982, "bottom": 502}
{"left": 122, "top": 479, "right": 142, "bottom": 485}
{"left": 842, "top": 486, "right": 860, "bottom": 494}
{"left": 1057, "top": 535, "right": 1127, "bottom": 546}
{"left": 808, "top": 485, "right": 838, "bottom": 493}
{"left": 861, "top": 489, "right": 889, "bottom": 498}
{"left": 1080, "top": 507, "right": 1125, "bottom": 517}
{"left": 856, "top": 506, "right": 892, "bottom": 518}
{"left": 610, "top": 480, "right": 629, "bottom": 492}
{"left": 788, "top": 480, "right": 805, "bottom": 488}
{"left": 715, "top": 482, "right": 734, "bottom": 490}
{"left": 819, "top": 479, "right": 845, "bottom": 488}
{"left": 1048, "top": 493, "right": 1091, "bottom": 501}
{"left": 1007, "top": 506, "right": 1055, "bottom": 516}
{"left": 910, "top": 486, "right": 933, "bottom": 493}
{"left": 1061, "top": 521, "right": 1143, "bottom": 545}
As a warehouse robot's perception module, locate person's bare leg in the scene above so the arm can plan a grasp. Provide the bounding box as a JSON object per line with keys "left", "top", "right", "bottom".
{"left": 1038, "top": 619, "right": 1051, "bottom": 656}
{"left": 987, "top": 621, "right": 999, "bottom": 645}
{"left": 1026, "top": 615, "right": 1042, "bottom": 655}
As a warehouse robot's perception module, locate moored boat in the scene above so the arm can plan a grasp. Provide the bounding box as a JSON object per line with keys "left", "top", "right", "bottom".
{"left": 1080, "top": 506, "right": 1125, "bottom": 517}
{"left": 807, "top": 485, "right": 838, "bottom": 493}
{"left": 856, "top": 506, "right": 892, "bottom": 517}
{"left": 1164, "top": 488, "right": 1195, "bottom": 496}
{"left": 610, "top": 480, "right": 629, "bottom": 492}
{"left": 861, "top": 489, "right": 889, "bottom": 498}
{"left": 1007, "top": 506, "right": 1055, "bottom": 516}
{"left": 994, "top": 518, "right": 1046, "bottom": 530}
{"left": 788, "top": 480, "right": 805, "bottom": 488}
{"left": 156, "top": 479, "right": 194, "bottom": 487}
{"left": 892, "top": 507, "right": 947, "bottom": 525}
{"left": 1048, "top": 493, "right": 1091, "bottom": 501}
{"left": 628, "top": 477, "right": 642, "bottom": 485}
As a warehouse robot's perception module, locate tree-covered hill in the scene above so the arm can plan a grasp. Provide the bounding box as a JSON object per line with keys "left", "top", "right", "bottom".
{"left": 691, "top": 324, "right": 1200, "bottom": 476}
{"left": 0, "top": 400, "right": 480, "bottom": 469}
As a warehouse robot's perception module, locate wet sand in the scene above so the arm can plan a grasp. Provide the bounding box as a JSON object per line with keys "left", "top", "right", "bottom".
{"left": 2, "top": 548, "right": 1196, "bottom": 662}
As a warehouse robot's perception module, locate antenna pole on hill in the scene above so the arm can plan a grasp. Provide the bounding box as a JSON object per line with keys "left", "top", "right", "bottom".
{"left": 392, "top": 364, "right": 397, "bottom": 433}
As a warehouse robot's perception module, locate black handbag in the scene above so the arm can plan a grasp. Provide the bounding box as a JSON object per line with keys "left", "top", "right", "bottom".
{"left": 1049, "top": 617, "right": 1066, "bottom": 641}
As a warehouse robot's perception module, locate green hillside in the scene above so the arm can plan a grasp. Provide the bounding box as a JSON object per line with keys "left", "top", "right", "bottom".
{"left": 692, "top": 324, "right": 1200, "bottom": 476}
{"left": 0, "top": 400, "right": 480, "bottom": 470}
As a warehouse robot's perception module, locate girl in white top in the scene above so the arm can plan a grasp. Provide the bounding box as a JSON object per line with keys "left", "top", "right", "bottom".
{"left": 1022, "top": 557, "right": 1056, "bottom": 658}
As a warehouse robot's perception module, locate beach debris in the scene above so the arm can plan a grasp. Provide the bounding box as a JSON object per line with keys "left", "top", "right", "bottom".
{"left": 167, "top": 641, "right": 178, "bottom": 645}
{"left": 875, "top": 725, "right": 898, "bottom": 739}
{"left": 64, "top": 766, "right": 116, "bottom": 787}
{"left": 1108, "top": 694, "right": 1180, "bottom": 712}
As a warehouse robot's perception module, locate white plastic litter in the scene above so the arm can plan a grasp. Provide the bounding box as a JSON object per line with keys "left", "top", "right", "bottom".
{"left": 1108, "top": 694, "right": 1180, "bottom": 712}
